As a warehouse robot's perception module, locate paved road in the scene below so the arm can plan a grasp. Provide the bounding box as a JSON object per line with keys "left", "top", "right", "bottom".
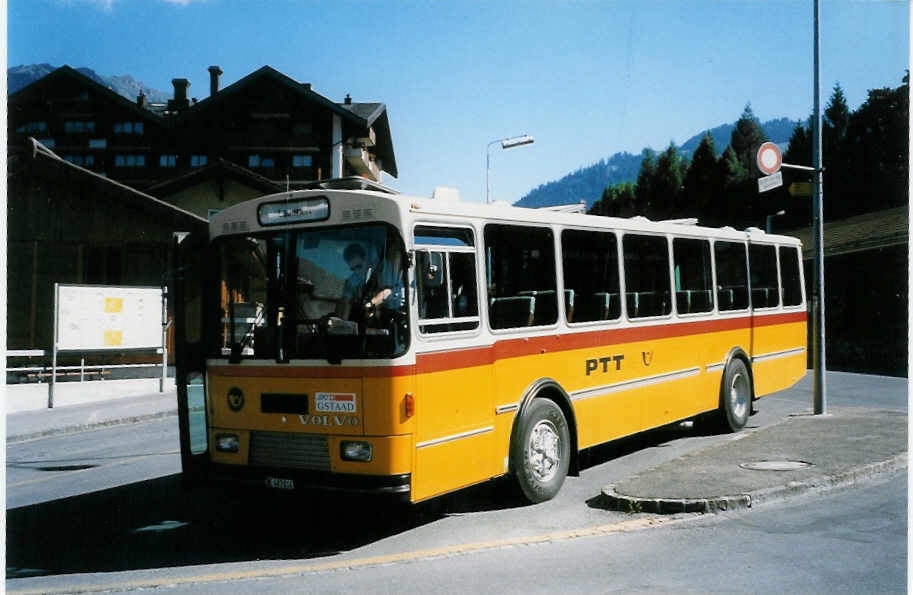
{"left": 197, "top": 473, "right": 907, "bottom": 594}
{"left": 6, "top": 371, "right": 907, "bottom": 591}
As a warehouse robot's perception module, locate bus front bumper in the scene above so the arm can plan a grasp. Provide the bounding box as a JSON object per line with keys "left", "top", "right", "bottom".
{"left": 197, "top": 463, "right": 412, "bottom": 498}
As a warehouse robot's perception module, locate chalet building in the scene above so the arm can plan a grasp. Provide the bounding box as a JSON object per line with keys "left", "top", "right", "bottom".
{"left": 7, "top": 65, "right": 398, "bottom": 356}
{"left": 8, "top": 64, "right": 398, "bottom": 217}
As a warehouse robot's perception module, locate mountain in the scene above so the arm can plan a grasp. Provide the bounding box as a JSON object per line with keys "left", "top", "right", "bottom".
{"left": 8, "top": 64, "right": 170, "bottom": 104}
{"left": 515, "top": 117, "right": 801, "bottom": 209}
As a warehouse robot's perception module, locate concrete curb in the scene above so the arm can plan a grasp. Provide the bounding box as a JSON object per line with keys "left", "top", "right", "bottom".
{"left": 6, "top": 409, "right": 178, "bottom": 444}
{"left": 599, "top": 452, "right": 908, "bottom": 514}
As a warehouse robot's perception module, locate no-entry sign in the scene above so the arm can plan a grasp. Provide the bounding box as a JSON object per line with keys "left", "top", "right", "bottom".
{"left": 756, "top": 142, "right": 782, "bottom": 176}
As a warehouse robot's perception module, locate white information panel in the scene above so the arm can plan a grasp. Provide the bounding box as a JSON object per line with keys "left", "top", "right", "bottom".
{"left": 57, "top": 285, "right": 163, "bottom": 351}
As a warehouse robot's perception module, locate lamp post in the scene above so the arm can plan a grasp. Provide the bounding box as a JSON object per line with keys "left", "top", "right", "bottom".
{"left": 486, "top": 134, "right": 534, "bottom": 204}
{"left": 765, "top": 210, "right": 786, "bottom": 234}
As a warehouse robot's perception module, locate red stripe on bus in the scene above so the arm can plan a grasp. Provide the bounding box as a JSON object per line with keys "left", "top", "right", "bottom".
{"left": 209, "top": 311, "right": 806, "bottom": 378}
{"left": 208, "top": 365, "right": 416, "bottom": 379}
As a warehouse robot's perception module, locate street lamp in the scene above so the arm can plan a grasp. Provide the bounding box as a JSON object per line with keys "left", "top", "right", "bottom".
{"left": 486, "top": 134, "right": 534, "bottom": 204}
{"left": 765, "top": 210, "right": 786, "bottom": 233}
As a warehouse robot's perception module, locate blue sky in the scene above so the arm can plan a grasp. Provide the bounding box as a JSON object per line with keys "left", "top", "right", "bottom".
{"left": 8, "top": 0, "right": 910, "bottom": 203}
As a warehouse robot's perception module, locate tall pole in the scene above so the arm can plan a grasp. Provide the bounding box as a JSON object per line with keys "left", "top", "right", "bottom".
{"left": 812, "top": 0, "right": 827, "bottom": 414}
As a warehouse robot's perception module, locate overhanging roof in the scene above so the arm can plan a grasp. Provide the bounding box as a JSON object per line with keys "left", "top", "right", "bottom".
{"left": 788, "top": 206, "right": 908, "bottom": 259}
{"left": 25, "top": 138, "right": 208, "bottom": 232}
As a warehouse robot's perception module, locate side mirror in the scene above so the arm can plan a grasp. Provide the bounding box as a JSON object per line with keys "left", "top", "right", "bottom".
{"left": 421, "top": 252, "right": 445, "bottom": 288}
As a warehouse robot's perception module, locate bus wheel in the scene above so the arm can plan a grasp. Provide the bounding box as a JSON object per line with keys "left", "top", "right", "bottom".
{"left": 511, "top": 399, "right": 570, "bottom": 503}
{"left": 718, "top": 358, "right": 751, "bottom": 432}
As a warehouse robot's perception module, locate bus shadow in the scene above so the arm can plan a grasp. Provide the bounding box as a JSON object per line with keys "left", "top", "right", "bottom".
{"left": 6, "top": 474, "right": 442, "bottom": 579}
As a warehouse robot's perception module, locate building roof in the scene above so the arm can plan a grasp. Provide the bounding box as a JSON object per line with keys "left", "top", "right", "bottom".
{"left": 143, "top": 158, "right": 283, "bottom": 196}
{"left": 180, "top": 66, "right": 398, "bottom": 177}
{"left": 10, "top": 64, "right": 399, "bottom": 178}
{"left": 8, "top": 64, "right": 164, "bottom": 121}
{"left": 788, "top": 206, "right": 908, "bottom": 259}
{"left": 25, "top": 138, "right": 208, "bottom": 231}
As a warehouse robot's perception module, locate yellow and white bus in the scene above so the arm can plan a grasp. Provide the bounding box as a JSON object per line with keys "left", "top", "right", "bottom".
{"left": 173, "top": 178, "right": 807, "bottom": 504}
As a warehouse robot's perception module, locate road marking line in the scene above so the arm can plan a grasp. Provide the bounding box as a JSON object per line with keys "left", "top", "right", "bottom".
{"left": 7, "top": 516, "right": 681, "bottom": 593}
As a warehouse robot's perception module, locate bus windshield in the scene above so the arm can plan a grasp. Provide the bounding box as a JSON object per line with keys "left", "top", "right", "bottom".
{"left": 215, "top": 223, "right": 409, "bottom": 362}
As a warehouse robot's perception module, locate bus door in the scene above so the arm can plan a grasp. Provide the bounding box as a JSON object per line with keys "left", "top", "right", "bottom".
{"left": 748, "top": 242, "right": 784, "bottom": 394}
{"left": 172, "top": 230, "right": 217, "bottom": 483}
{"left": 410, "top": 234, "right": 494, "bottom": 502}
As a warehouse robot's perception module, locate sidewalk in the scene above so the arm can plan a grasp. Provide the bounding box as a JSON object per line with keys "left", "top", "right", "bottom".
{"left": 5, "top": 380, "right": 178, "bottom": 442}
{"left": 600, "top": 407, "right": 907, "bottom": 513}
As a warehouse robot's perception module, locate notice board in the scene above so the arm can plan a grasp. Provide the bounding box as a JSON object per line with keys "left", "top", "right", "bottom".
{"left": 56, "top": 284, "right": 163, "bottom": 351}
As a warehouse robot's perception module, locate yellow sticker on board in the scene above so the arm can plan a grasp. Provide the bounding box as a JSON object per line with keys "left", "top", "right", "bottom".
{"left": 105, "top": 298, "right": 123, "bottom": 313}
{"left": 104, "top": 330, "right": 123, "bottom": 346}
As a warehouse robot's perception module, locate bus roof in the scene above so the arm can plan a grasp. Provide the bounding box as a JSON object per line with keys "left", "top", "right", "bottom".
{"left": 210, "top": 188, "right": 803, "bottom": 247}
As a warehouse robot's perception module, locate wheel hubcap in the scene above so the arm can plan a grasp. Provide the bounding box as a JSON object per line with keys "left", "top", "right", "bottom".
{"left": 528, "top": 420, "right": 560, "bottom": 482}
{"left": 730, "top": 371, "right": 749, "bottom": 420}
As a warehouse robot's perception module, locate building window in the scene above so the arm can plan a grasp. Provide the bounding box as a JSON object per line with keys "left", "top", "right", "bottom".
{"left": 37, "top": 139, "right": 55, "bottom": 148}
{"left": 190, "top": 155, "right": 207, "bottom": 167}
{"left": 64, "top": 155, "right": 95, "bottom": 167}
{"left": 114, "top": 154, "right": 146, "bottom": 168}
{"left": 293, "top": 154, "right": 313, "bottom": 168}
{"left": 248, "top": 154, "right": 275, "bottom": 168}
{"left": 89, "top": 138, "right": 107, "bottom": 149}
{"left": 114, "top": 122, "right": 144, "bottom": 134}
{"left": 16, "top": 121, "right": 47, "bottom": 134}
{"left": 160, "top": 155, "right": 177, "bottom": 167}
{"left": 64, "top": 121, "right": 95, "bottom": 133}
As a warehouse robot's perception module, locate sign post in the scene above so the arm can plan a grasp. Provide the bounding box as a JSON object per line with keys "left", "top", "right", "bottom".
{"left": 756, "top": 142, "right": 784, "bottom": 193}
{"left": 811, "top": 0, "right": 827, "bottom": 415}
{"left": 754, "top": 4, "right": 826, "bottom": 416}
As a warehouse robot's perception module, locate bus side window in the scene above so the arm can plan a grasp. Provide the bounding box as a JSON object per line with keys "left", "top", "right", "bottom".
{"left": 485, "top": 224, "right": 557, "bottom": 329}
{"left": 561, "top": 228, "right": 620, "bottom": 323}
{"left": 749, "top": 244, "right": 780, "bottom": 309}
{"left": 714, "top": 241, "right": 749, "bottom": 311}
{"left": 779, "top": 245, "right": 804, "bottom": 307}
{"left": 672, "top": 238, "right": 714, "bottom": 315}
{"left": 623, "top": 234, "right": 671, "bottom": 318}
{"left": 414, "top": 225, "right": 480, "bottom": 334}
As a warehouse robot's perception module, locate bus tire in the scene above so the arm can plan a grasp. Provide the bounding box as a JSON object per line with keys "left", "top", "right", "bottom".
{"left": 510, "top": 399, "right": 570, "bottom": 503}
{"left": 718, "top": 358, "right": 752, "bottom": 432}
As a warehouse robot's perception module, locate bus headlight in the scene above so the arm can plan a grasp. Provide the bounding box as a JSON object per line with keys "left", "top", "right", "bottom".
{"left": 216, "top": 433, "right": 240, "bottom": 453}
{"left": 340, "top": 441, "right": 373, "bottom": 462}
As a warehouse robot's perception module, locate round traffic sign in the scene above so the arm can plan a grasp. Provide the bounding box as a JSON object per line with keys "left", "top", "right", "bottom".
{"left": 756, "top": 142, "right": 782, "bottom": 176}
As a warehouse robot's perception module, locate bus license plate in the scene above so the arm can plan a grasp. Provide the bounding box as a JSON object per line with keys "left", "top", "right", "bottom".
{"left": 265, "top": 476, "right": 295, "bottom": 490}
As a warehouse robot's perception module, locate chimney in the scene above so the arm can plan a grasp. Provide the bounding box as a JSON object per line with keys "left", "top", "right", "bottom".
{"left": 137, "top": 90, "right": 146, "bottom": 107}
{"left": 344, "top": 93, "right": 352, "bottom": 105}
{"left": 208, "top": 65, "right": 223, "bottom": 96}
{"left": 169, "top": 78, "right": 191, "bottom": 112}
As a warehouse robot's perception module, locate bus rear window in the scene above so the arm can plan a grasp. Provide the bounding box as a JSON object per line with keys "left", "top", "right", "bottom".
{"left": 779, "top": 246, "right": 804, "bottom": 306}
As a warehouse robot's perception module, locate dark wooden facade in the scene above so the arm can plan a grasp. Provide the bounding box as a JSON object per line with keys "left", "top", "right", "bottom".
{"left": 7, "top": 144, "right": 207, "bottom": 351}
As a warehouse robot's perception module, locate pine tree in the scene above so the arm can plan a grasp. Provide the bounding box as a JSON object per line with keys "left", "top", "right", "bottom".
{"left": 681, "top": 132, "right": 719, "bottom": 218}
{"left": 784, "top": 120, "right": 811, "bottom": 165}
{"left": 635, "top": 149, "right": 657, "bottom": 216}
{"left": 653, "top": 142, "right": 686, "bottom": 219}
{"left": 730, "top": 103, "right": 769, "bottom": 175}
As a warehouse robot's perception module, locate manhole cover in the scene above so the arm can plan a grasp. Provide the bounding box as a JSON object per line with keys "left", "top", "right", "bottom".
{"left": 739, "top": 461, "right": 812, "bottom": 471}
